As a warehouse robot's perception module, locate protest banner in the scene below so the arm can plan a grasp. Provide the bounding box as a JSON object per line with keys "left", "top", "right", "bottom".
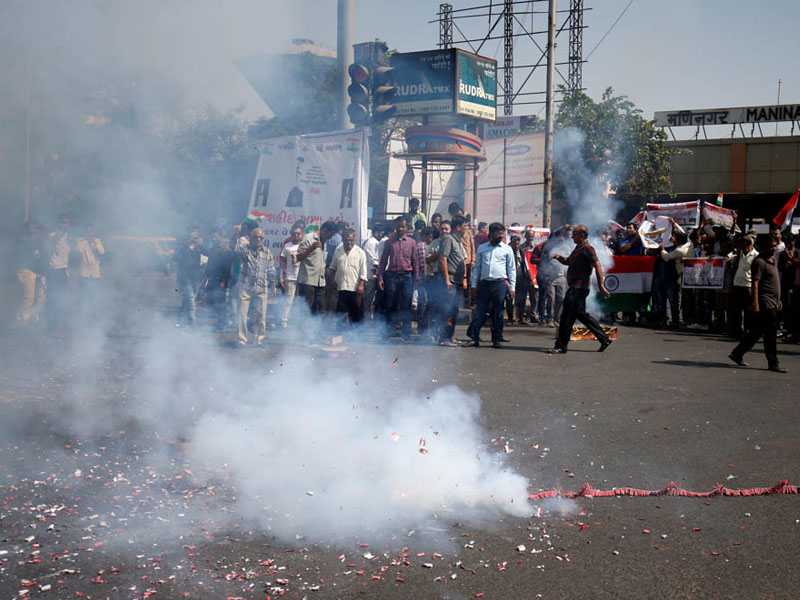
{"left": 247, "top": 129, "right": 370, "bottom": 253}
{"left": 682, "top": 257, "right": 724, "bottom": 289}
{"left": 638, "top": 216, "right": 673, "bottom": 249}
{"left": 646, "top": 201, "right": 701, "bottom": 228}
{"left": 702, "top": 203, "right": 737, "bottom": 229}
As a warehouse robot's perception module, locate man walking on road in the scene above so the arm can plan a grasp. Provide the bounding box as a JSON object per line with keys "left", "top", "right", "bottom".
{"left": 464, "top": 222, "right": 516, "bottom": 349}
{"left": 728, "top": 235, "right": 787, "bottom": 373}
{"left": 234, "top": 227, "right": 277, "bottom": 346}
{"left": 549, "top": 225, "right": 612, "bottom": 354}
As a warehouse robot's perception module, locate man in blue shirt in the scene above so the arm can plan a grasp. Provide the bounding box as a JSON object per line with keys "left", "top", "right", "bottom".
{"left": 464, "top": 223, "right": 516, "bottom": 348}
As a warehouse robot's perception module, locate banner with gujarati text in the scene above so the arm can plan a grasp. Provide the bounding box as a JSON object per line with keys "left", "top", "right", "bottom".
{"left": 248, "top": 129, "right": 370, "bottom": 253}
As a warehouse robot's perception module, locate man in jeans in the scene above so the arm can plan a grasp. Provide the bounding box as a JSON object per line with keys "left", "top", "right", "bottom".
{"left": 234, "top": 228, "right": 277, "bottom": 346}
{"left": 435, "top": 216, "right": 467, "bottom": 346}
{"left": 549, "top": 225, "right": 612, "bottom": 354}
{"left": 378, "top": 216, "right": 419, "bottom": 342}
{"left": 728, "top": 235, "right": 786, "bottom": 373}
{"left": 464, "top": 222, "right": 516, "bottom": 349}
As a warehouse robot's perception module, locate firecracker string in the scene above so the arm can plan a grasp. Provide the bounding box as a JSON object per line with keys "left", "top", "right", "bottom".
{"left": 528, "top": 480, "right": 800, "bottom": 500}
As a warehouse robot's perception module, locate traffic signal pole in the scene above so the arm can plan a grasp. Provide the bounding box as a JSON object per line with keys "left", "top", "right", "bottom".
{"left": 337, "top": 0, "right": 354, "bottom": 130}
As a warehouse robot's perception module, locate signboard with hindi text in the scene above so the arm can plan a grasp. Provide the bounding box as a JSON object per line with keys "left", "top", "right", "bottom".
{"left": 248, "top": 129, "right": 370, "bottom": 253}
{"left": 655, "top": 104, "right": 800, "bottom": 128}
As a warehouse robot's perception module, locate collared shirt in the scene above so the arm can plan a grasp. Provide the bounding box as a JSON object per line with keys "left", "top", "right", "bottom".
{"left": 362, "top": 236, "right": 382, "bottom": 276}
{"left": 325, "top": 233, "right": 342, "bottom": 267}
{"left": 417, "top": 239, "right": 428, "bottom": 275}
{"left": 75, "top": 237, "right": 104, "bottom": 278}
{"left": 49, "top": 231, "right": 70, "bottom": 270}
{"left": 297, "top": 233, "right": 328, "bottom": 287}
{"left": 378, "top": 235, "right": 420, "bottom": 280}
{"left": 330, "top": 244, "right": 367, "bottom": 292}
{"left": 733, "top": 247, "right": 759, "bottom": 287}
{"left": 438, "top": 233, "right": 466, "bottom": 282}
{"left": 471, "top": 241, "right": 515, "bottom": 289}
{"left": 461, "top": 227, "right": 475, "bottom": 265}
{"left": 280, "top": 241, "right": 301, "bottom": 281}
{"left": 408, "top": 210, "right": 427, "bottom": 230}
{"left": 235, "top": 237, "right": 276, "bottom": 294}
{"left": 566, "top": 242, "right": 599, "bottom": 289}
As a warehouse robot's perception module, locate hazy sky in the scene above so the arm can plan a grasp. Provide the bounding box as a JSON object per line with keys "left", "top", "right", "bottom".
{"left": 6, "top": 0, "right": 799, "bottom": 125}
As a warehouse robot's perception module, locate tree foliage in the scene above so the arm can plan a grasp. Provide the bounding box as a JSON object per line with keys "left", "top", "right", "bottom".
{"left": 555, "top": 87, "right": 675, "bottom": 207}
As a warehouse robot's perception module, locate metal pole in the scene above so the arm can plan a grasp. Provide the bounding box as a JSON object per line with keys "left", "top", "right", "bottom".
{"left": 421, "top": 157, "right": 428, "bottom": 215}
{"left": 542, "top": 0, "right": 557, "bottom": 229}
{"left": 502, "top": 138, "right": 507, "bottom": 223}
{"left": 776, "top": 78, "right": 782, "bottom": 137}
{"left": 24, "top": 67, "right": 31, "bottom": 224}
{"left": 472, "top": 159, "right": 478, "bottom": 225}
{"left": 337, "top": 0, "right": 354, "bottom": 130}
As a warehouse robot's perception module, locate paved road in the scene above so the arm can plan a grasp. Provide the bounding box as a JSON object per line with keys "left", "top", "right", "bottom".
{"left": 1, "top": 274, "right": 799, "bottom": 599}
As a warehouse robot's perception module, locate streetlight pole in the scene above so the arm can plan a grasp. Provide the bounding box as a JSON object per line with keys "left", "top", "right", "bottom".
{"left": 337, "top": 0, "right": 355, "bottom": 130}
{"left": 542, "top": 0, "right": 557, "bottom": 228}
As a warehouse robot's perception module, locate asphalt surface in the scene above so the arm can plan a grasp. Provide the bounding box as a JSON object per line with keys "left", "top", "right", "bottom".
{"left": 1, "top": 273, "right": 799, "bottom": 599}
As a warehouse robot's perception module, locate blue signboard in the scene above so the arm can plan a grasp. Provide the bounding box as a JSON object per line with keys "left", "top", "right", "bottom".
{"left": 455, "top": 50, "right": 497, "bottom": 121}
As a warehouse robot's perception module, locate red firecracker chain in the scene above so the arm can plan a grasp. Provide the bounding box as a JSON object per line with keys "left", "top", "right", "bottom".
{"left": 528, "top": 480, "right": 800, "bottom": 501}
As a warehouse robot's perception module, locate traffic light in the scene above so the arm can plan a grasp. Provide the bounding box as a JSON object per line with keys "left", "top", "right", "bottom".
{"left": 371, "top": 65, "right": 397, "bottom": 124}
{"left": 347, "top": 63, "right": 371, "bottom": 126}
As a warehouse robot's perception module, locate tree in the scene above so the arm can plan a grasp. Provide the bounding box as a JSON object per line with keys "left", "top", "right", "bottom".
{"left": 554, "top": 87, "right": 675, "bottom": 214}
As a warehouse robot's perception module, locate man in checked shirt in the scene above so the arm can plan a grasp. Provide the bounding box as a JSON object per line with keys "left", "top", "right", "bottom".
{"left": 378, "top": 216, "right": 420, "bottom": 342}
{"left": 234, "top": 227, "right": 277, "bottom": 346}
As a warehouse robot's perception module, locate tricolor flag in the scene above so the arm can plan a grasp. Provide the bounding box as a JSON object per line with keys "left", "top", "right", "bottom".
{"left": 598, "top": 255, "right": 657, "bottom": 312}
{"left": 773, "top": 190, "right": 800, "bottom": 230}
{"left": 716, "top": 193, "right": 724, "bottom": 207}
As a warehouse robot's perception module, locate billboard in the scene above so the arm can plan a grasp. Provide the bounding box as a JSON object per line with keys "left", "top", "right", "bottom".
{"left": 456, "top": 51, "right": 497, "bottom": 121}
{"left": 248, "top": 129, "right": 370, "bottom": 252}
{"left": 391, "top": 49, "right": 497, "bottom": 121}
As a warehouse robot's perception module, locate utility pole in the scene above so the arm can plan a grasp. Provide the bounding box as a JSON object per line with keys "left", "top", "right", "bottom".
{"left": 337, "top": 0, "right": 354, "bottom": 130}
{"left": 542, "top": 0, "right": 557, "bottom": 228}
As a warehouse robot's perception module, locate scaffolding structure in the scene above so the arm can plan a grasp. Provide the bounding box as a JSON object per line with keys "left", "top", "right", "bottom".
{"left": 435, "top": 0, "right": 587, "bottom": 115}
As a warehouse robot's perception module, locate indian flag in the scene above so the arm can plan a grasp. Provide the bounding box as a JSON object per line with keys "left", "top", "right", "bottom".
{"left": 598, "top": 255, "right": 656, "bottom": 312}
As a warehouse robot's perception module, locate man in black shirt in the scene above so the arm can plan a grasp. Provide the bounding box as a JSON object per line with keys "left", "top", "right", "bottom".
{"left": 549, "top": 225, "right": 612, "bottom": 354}
{"left": 729, "top": 235, "right": 786, "bottom": 372}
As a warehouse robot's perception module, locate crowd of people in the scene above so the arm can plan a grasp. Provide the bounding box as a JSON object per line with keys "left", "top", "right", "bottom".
{"left": 12, "top": 202, "right": 798, "bottom": 371}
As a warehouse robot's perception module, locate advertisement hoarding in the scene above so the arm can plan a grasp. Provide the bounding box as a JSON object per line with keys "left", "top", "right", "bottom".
{"left": 455, "top": 50, "right": 497, "bottom": 121}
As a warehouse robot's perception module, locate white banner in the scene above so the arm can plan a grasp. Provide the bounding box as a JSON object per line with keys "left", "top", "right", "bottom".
{"left": 248, "top": 129, "right": 370, "bottom": 253}
{"left": 702, "top": 203, "right": 737, "bottom": 229}
{"left": 646, "top": 201, "right": 701, "bottom": 228}
{"left": 638, "top": 216, "right": 673, "bottom": 249}
{"left": 682, "top": 257, "right": 724, "bottom": 289}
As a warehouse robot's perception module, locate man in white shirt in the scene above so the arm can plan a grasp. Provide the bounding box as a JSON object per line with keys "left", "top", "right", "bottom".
{"left": 47, "top": 213, "right": 72, "bottom": 330}
{"left": 361, "top": 224, "right": 385, "bottom": 322}
{"left": 279, "top": 224, "right": 304, "bottom": 328}
{"left": 330, "top": 229, "right": 367, "bottom": 325}
{"left": 731, "top": 235, "right": 758, "bottom": 338}
{"left": 464, "top": 223, "right": 516, "bottom": 349}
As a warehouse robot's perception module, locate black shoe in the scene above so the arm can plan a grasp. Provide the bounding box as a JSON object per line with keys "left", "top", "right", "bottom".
{"left": 500, "top": 336, "right": 510, "bottom": 342}
{"left": 728, "top": 353, "right": 748, "bottom": 367}
{"left": 598, "top": 338, "right": 613, "bottom": 352}
{"left": 492, "top": 341, "right": 503, "bottom": 349}
{"left": 462, "top": 340, "right": 480, "bottom": 348}
{"left": 768, "top": 366, "right": 788, "bottom": 373}
{"left": 548, "top": 347, "right": 566, "bottom": 354}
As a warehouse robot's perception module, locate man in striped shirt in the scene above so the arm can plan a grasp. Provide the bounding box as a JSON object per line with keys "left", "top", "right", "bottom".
{"left": 378, "top": 216, "right": 420, "bottom": 341}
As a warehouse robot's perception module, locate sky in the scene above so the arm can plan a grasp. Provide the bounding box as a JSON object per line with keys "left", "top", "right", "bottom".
{"left": 4, "top": 0, "right": 799, "bottom": 127}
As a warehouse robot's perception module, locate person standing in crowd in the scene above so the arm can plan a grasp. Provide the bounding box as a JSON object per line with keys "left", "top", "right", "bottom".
{"left": 538, "top": 226, "right": 571, "bottom": 328}
{"left": 508, "top": 235, "right": 533, "bottom": 324}
{"left": 652, "top": 219, "right": 693, "bottom": 330}
{"left": 730, "top": 235, "right": 758, "bottom": 338}
{"left": 464, "top": 223, "right": 515, "bottom": 349}
{"left": 175, "top": 231, "right": 205, "bottom": 327}
{"left": 46, "top": 213, "right": 72, "bottom": 330}
{"left": 206, "top": 229, "right": 235, "bottom": 333}
{"left": 448, "top": 202, "right": 475, "bottom": 304}
{"left": 330, "top": 229, "right": 367, "bottom": 327}
{"left": 296, "top": 221, "right": 337, "bottom": 316}
{"left": 473, "top": 222, "right": 489, "bottom": 247}
{"left": 324, "top": 222, "right": 346, "bottom": 312}
{"left": 415, "top": 226, "right": 435, "bottom": 337}
{"left": 617, "top": 222, "right": 644, "bottom": 256}
{"left": 378, "top": 216, "right": 419, "bottom": 342}
{"left": 549, "top": 225, "right": 612, "bottom": 354}
{"left": 16, "top": 221, "right": 47, "bottom": 326}
{"left": 74, "top": 225, "right": 105, "bottom": 319}
{"left": 728, "top": 235, "right": 786, "bottom": 373}
{"left": 279, "top": 224, "right": 304, "bottom": 328}
{"left": 778, "top": 233, "right": 797, "bottom": 335}
{"left": 430, "top": 212, "right": 443, "bottom": 232}
{"left": 435, "top": 216, "right": 467, "bottom": 347}
{"left": 234, "top": 227, "right": 276, "bottom": 346}
{"left": 407, "top": 197, "right": 427, "bottom": 231}
{"left": 517, "top": 228, "right": 539, "bottom": 323}
{"left": 715, "top": 237, "right": 736, "bottom": 336}
{"left": 361, "top": 223, "right": 385, "bottom": 322}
